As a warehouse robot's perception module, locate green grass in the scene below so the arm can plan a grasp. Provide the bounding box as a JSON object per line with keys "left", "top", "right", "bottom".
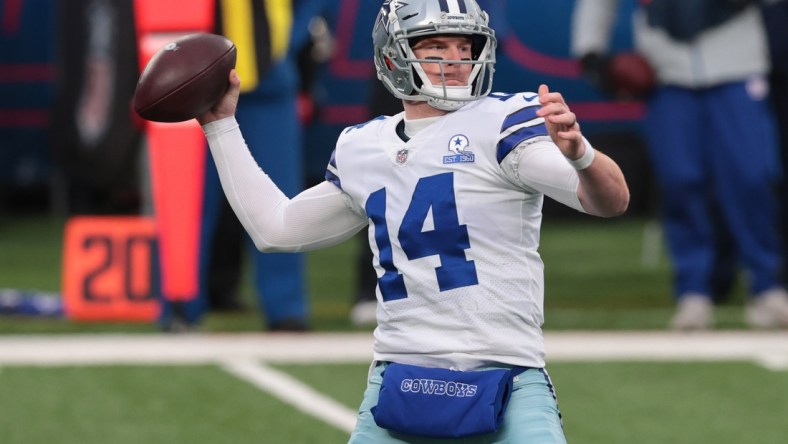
{"left": 0, "top": 365, "right": 350, "bottom": 444}
{"left": 0, "top": 361, "right": 784, "bottom": 444}
{"left": 552, "top": 361, "right": 788, "bottom": 443}
{"left": 0, "top": 216, "right": 64, "bottom": 291}
{"left": 0, "top": 214, "right": 751, "bottom": 332}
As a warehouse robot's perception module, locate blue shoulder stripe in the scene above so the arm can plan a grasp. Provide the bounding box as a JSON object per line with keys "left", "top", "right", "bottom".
{"left": 501, "top": 104, "right": 541, "bottom": 133}
{"left": 496, "top": 123, "right": 548, "bottom": 163}
{"left": 343, "top": 115, "right": 386, "bottom": 135}
{"left": 325, "top": 150, "right": 342, "bottom": 189}
{"left": 328, "top": 149, "right": 337, "bottom": 169}
{"left": 325, "top": 170, "right": 342, "bottom": 190}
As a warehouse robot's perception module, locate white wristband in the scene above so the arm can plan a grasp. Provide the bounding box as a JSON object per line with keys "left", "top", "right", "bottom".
{"left": 567, "top": 138, "right": 596, "bottom": 170}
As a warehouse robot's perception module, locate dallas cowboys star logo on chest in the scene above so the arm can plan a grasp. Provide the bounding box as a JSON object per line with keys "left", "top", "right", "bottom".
{"left": 443, "top": 134, "right": 475, "bottom": 164}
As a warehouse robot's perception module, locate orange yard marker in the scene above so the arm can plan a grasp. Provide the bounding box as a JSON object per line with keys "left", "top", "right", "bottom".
{"left": 62, "top": 217, "right": 160, "bottom": 321}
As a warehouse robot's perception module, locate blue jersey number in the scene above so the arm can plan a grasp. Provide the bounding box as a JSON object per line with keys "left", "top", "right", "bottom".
{"left": 365, "top": 173, "right": 478, "bottom": 302}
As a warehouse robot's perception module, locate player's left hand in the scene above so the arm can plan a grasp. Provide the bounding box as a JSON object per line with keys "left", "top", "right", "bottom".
{"left": 536, "top": 84, "right": 584, "bottom": 160}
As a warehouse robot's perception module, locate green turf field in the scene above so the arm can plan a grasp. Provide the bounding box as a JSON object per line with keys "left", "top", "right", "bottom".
{"left": 1, "top": 215, "right": 784, "bottom": 444}
{"left": 0, "top": 358, "right": 785, "bottom": 444}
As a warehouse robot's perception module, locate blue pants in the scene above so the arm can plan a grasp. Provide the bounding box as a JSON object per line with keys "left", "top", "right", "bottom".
{"left": 349, "top": 363, "right": 567, "bottom": 444}
{"left": 644, "top": 81, "right": 783, "bottom": 298}
{"left": 160, "top": 92, "right": 308, "bottom": 325}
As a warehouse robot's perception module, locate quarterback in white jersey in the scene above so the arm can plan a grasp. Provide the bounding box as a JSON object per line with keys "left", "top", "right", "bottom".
{"left": 198, "top": 1, "right": 628, "bottom": 442}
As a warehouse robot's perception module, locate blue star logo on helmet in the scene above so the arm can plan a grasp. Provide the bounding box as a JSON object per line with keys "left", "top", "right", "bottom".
{"left": 443, "top": 134, "right": 475, "bottom": 164}
{"left": 378, "top": 0, "right": 409, "bottom": 34}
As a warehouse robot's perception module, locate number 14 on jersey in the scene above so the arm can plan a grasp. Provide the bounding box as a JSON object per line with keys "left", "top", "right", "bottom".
{"left": 365, "top": 172, "right": 479, "bottom": 301}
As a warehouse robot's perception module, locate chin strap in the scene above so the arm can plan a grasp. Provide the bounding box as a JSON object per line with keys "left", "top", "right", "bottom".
{"left": 427, "top": 96, "right": 470, "bottom": 111}
{"left": 421, "top": 83, "right": 474, "bottom": 111}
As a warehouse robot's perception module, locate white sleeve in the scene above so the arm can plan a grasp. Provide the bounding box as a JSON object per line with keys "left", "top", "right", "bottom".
{"left": 501, "top": 137, "right": 587, "bottom": 213}
{"left": 203, "top": 117, "right": 368, "bottom": 252}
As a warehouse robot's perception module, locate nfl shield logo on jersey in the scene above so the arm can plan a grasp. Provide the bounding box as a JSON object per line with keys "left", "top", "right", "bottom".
{"left": 396, "top": 148, "right": 409, "bottom": 164}
{"left": 443, "top": 134, "right": 475, "bottom": 164}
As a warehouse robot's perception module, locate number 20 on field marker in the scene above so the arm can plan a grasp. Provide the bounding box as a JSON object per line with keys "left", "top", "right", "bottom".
{"left": 62, "top": 217, "right": 160, "bottom": 321}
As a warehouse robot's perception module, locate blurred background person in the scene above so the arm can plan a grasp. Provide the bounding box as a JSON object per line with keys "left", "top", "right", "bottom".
{"left": 760, "top": 0, "right": 788, "bottom": 265}
{"left": 203, "top": 6, "right": 332, "bottom": 316}
{"left": 159, "top": 0, "right": 329, "bottom": 331}
{"left": 572, "top": 0, "right": 788, "bottom": 330}
{"left": 50, "top": 0, "right": 142, "bottom": 216}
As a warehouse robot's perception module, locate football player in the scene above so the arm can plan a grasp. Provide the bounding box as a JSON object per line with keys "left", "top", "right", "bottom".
{"left": 198, "top": 1, "right": 628, "bottom": 442}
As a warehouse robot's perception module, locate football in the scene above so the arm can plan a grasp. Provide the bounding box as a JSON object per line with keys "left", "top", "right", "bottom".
{"left": 608, "top": 52, "right": 656, "bottom": 99}
{"left": 134, "top": 33, "right": 236, "bottom": 123}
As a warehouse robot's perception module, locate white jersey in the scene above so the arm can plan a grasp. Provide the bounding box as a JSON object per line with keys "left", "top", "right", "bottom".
{"left": 326, "top": 92, "right": 579, "bottom": 370}
{"left": 204, "top": 91, "right": 587, "bottom": 371}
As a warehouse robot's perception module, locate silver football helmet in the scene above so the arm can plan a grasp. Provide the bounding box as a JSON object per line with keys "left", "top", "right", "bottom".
{"left": 372, "top": 0, "right": 496, "bottom": 111}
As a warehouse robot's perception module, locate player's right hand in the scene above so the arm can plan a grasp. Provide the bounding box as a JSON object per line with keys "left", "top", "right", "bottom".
{"left": 197, "top": 69, "right": 241, "bottom": 125}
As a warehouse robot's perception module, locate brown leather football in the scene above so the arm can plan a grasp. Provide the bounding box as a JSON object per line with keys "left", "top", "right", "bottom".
{"left": 608, "top": 52, "right": 656, "bottom": 99}
{"left": 134, "top": 33, "right": 236, "bottom": 123}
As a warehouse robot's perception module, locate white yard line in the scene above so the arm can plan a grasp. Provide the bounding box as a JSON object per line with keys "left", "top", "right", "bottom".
{"left": 220, "top": 358, "right": 358, "bottom": 433}
{"left": 545, "top": 331, "right": 788, "bottom": 363}
{"left": 0, "top": 331, "right": 786, "bottom": 366}
{"left": 0, "top": 332, "right": 375, "bottom": 365}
